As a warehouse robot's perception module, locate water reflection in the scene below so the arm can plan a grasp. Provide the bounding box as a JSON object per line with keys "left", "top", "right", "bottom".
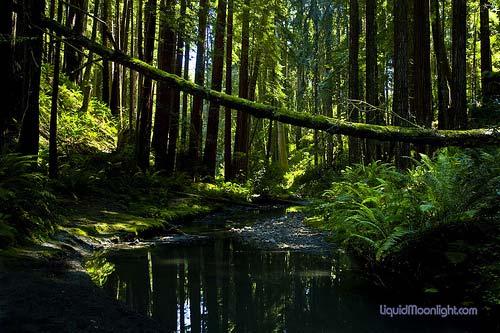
{"left": 103, "top": 236, "right": 476, "bottom": 332}
{"left": 105, "top": 237, "right": 359, "bottom": 332}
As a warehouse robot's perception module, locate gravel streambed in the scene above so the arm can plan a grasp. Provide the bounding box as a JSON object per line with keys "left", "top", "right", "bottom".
{"left": 230, "top": 212, "right": 334, "bottom": 254}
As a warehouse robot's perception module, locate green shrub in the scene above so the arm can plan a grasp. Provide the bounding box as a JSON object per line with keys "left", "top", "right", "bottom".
{"left": 39, "top": 64, "right": 117, "bottom": 156}
{"left": 0, "top": 154, "right": 55, "bottom": 245}
{"left": 308, "top": 148, "right": 500, "bottom": 262}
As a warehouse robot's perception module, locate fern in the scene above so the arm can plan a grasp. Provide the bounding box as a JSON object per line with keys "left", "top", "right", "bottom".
{"left": 308, "top": 148, "right": 500, "bottom": 263}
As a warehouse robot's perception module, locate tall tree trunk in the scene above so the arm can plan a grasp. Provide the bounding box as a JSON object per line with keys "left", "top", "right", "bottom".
{"left": 48, "top": 0, "right": 57, "bottom": 63}
{"left": 413, "top": 0, "right": 432, "bottom": 140}
{"left": 450, "top": 0, "right": 468, "bottom": 129}
{"left": 128, "top": 0, "right": 136, "bottom": 130}
{"left": 392, "top": 0, "right": 410, "bottom": 168}
{"left": 152, "top": 0, "right": 176, "bottom": 171}
{"left": 431, "top": 0, "right": 452, "bottom": 129}
{"left": 365, "top": 0, "right": 379, "bottom": 162}
{"left": 203, "top": 0, "right": 227, "bottom": 179}
{"left": 166, "top": 0, "right": 188, "bottom": 174}
{"left": 110, "top": 0, "right": 122, "bottom": 118}
{"left": 80, "top": 0, "right": 101, "bottom": 114}
{"left": 121, "top": 0, "right": 130, "bottom": 119}
{"left": 188, "top": 0, "right": 209, "bottom": 175}
{"left": 180, "top": 40, "right": 190, "bottom": 154}
{"left": 18, "top": 0, "right": 45, "bottom": 155}
{"left": 101, "top": 0, "right": 111, "bottom": 105}
{"left": 0, "top": 0, "right": 14, "bottom": 152}
{"left": 324, "top": 7, "right": 334, "bottom": 166}
{"left": 233, "top": 0, "right": 250, "bottom": 180}
{"left": 480, "top": 0, "right": 493, "bottom": 100}
{"left": 63, "top": 0, "right": 86, "bottom": 83}
{"left": 348, "top": 0, "right": 361, "bottom": 164}
{"left": 50, "top": 0, "right": 64, "bottom": 178}
{"left": 135, "top": 0, "right": 157, "bottom": 170}
{"left": 224, "top": 0, "right": 234, "bottom": 181}
{"left": 312, "top": 0, "right": 320, "bottom": 166}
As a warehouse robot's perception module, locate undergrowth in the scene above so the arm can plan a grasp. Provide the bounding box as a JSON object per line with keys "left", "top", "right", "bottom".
{"left": 0, "top": 154, "right": 55, "bottom": 247}
{"left": 307, "top": 148, "right": 500, "bottom": 263}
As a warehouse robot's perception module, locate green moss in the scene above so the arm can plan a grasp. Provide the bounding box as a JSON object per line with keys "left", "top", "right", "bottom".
{"left": 62, "top": 200, "right": 213, "bottom": 240}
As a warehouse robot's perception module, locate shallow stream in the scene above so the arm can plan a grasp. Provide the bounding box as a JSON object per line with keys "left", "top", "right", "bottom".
{"left": 102, "top": 207, "right": 480, "bottom": 332}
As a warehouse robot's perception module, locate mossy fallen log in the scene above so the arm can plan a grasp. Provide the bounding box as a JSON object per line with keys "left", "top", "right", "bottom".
{"left": 42, "top": 18, "right": 500, "bottom": 147}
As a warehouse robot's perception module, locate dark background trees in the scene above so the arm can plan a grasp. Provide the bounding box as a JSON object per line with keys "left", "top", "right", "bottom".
{"left": 1, "top": 0, "right": 499, "bottom": 179}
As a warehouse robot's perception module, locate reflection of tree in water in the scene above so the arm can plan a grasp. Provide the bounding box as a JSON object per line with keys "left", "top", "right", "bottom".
{"left": 104, "top": 238, "right": 370, "bottom": 332}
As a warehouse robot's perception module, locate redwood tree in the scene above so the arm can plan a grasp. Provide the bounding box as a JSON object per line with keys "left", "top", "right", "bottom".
{"left": 431, "top": 0, "right": 452, "bottom": 129}
{"left": 188, "top": 0, "right": 209, "bottom": 174}
{"left": 203, "top": 0, "right": 227, "bottom": 179}
{"left": 63, "top": 0, "right": 86, "bottom": 83}
{"left": 233, "top": 0, "right": 251, "bottom": 180}
{"left": 348, "top": 0, "right": 361, "bottom": 164}
{"left": 392, "top": 0, "right": 410, "bottom": 167}
{"left": 224, "top": 0, "right": 234, "bottom": 180}
{"left": 0, "top": 0, "right": 13, "bottom": 152}
{"left": 365, "top": 0, "right": 379, "bottom": 161}
{"left": 135, "top": 0, "right": 157, "bottom": 170}
{"left": 450, "top": 0, "right": 468, "bottom": 129}
{"left": 413, "top": 0, "right": 432, "bottom": 129}
{"left": 480, "top": 0, "right": 493, "bottom": 100}
{"left": 17, "top": 0, "right": 45, "bottom": 155}
{"left": 166, "top": 0, "right": 188, "bottom": 174}
{"left": 152, "top": 0, "right": 176, "bottom": 171}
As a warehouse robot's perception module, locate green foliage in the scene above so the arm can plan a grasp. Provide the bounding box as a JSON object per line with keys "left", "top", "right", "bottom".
{"left": 194, "top": 181, "right": 252, "bottom": 203}
{"left": 308, "top": 148, "right": 500, "bottom": 262}
{"left": 39, "top": 64, "right": 117, "bottom": 155}
{"left": 0, "top": 154, "right": 55, "bottom": 246}
{"left": 251, "top": 163, "right": 287, "bottom": 196}
{"left": 84, "top": 253, "right": 115, "bottom": 287}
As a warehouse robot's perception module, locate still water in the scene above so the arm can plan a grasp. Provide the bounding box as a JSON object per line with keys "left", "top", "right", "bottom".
{"left": 102, "top": 208, "right": 480, "bottom": 332}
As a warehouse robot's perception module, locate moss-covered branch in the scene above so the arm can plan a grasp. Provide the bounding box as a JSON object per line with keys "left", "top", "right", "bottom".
{"left": 42, "top": 18, "right": 500, "bottom": 147}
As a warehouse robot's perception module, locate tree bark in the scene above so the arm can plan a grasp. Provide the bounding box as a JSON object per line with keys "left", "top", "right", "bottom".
{"left": 63, "top": 0, "right": 86, "bottom": 83}
{"left": 413, "top": 0, "right": 432, "bottom": 155}
{"left": 18, "top": 0, "right": 45, "bottom": 155}
{"left": 450, "top": 0, "right": 468, "bottom": 129}
{"left": 203, "top": 0, "right": 227, "bottom": 179}
{"left": 165, "top": 0, "right": 188, "bottom": 174}
{"left": 348, "top": 0, "right": 361, "bottom": 163}
{"left": 80, "top": 0, "right": 101, "bottom": 114}
{"left": 233, "top": 0, "right": 250, "bottom": 180}
{"left": 101, "top": 0, "right": 111, "bottom": 105}
{"left": 431, "top": 0, "right": 452, "bottom": 130}
{"left": 365, "top": 0, "right": 379, "bottom": 162}
{"left": 180, "top": 40, "right": 190, "bottom": 154}
{"left": 188, "top": 0, "right": 209, "bottom": 174}
{"left": 135, "top": 0, "right": 157, "bottom": 170}
{"left": 128, "top": 0, "right": 136, "bottom": 130}
{"left": 42, "top": 17, "right": 500, "bottom": 147}
{"left": 480, "top": 0, "right": 493, "bottom": 100}
{"left": 110, "top": 0, "right": 122, "bottom": 118}
{"left": 0, "top": 0, "right": 14, "bottom": 152}
{"left": 392, "top": 0, "right": 410, "bottom": 167}
{"left": 224, "top": 0, "right": 234, "bottom": 181}
{"left": 49, "top": 0, "right": 64, "bottom": 178}
{"left": 152, "top": 0, "right": 176, "bottom": 171}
